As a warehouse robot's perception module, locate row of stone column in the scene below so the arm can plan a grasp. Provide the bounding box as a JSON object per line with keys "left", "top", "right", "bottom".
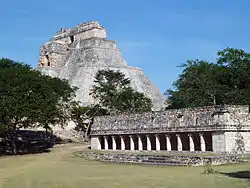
{"left": 102, "top": 133, "right": 206, "bottom": 152}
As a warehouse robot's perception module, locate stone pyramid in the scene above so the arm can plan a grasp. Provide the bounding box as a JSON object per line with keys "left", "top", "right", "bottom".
{"left": 37, "top": 21, "right": 165, "bottom": 110}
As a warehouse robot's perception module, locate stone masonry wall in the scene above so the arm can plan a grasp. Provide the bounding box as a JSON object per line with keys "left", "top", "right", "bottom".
{"left": 224, "top": 132, "right": 250, "bottom": 152}
{"left": 77, "top": 150, "right": 243, "bottom": 166}
{"left": 91, "top": 137, "right": 101, "bottom": 150}
{"left": 75, "top": 28, "right": 106, "bottom": 41}
{"left": 53, "top": 21, "right": 106, "bottom": 41}
{"left": 91, "top": 105, "right": 250, "bottom": 135}
{"left": 212, "top": 132, "right": 226, "bottom": 152}
{"left": 37, "top": 21, "right": 166, "bottom": 110}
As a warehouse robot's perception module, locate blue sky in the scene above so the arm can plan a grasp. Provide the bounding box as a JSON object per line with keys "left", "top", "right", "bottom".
{"left": 1, "top": 0, "right": 250, "bottom": 92}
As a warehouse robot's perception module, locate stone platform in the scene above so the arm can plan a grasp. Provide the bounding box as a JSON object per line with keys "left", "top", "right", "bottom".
{"left": 76, "top": 150, "right": 243, "bottom": 166}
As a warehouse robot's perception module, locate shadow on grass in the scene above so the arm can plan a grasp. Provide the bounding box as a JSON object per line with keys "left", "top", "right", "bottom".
{"left": 220, "top": 171, "right": 250, "bottom": 180}
{"left": 0, "top": 130, "right": 70, "bottom": 156}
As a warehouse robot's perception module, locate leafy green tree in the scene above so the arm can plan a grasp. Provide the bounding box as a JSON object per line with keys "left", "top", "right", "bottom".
{"left": 91, "top": 69, "right": 152, "bottom": 114}
{"left": 0, "top": 58, "right": 76, "bottom": 153}
{"left": 71, "top": 104, "right": 108, "bottom": 139}
{"left": 166, "top": 48, "right": 250, "bottom": 109}
{"left": 166, "top": 60, "right": 223, "bottom": 108}
{"left": 216, "top": 48, "right": 250, "bottom": 104}
{"left": 114, "top": 87, "right": 152, "bottom": 113}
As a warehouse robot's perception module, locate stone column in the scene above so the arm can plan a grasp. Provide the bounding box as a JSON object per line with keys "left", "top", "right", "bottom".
{"left": 165, "top": 134, "right": 171, "bottom": 151}
{"left": 176, "top": 134, "right": 182, "bottom": 151}
{"left": 200, "top": 133, "right": 206, "bottom": 152}
{"left": 129, "top": 135, "right": 135, "bottom": 151}
{"left": 155, "top": 134, "right": 161, "bottom": 151}
{"left": 120, "top": 136, "right": 125, "bottom": 150}
{"left": 138, "top": 135, "right": 143, "bottom": 151}
{"left": 212, "top": 132, "right": 224, "bottom": 153}
{"left": 188, "top": 134, "right": 194, "bottom": 152}
{"left": 112, "top": 136, "right": 117, "bottom": 150}
{"left": 146, "top": 135, "right": 151, "bottom": 151}
{"left": 91, "top": 136, "right": 102, "bottom": 150}
{"left": 104, "top": 136, "right": 109, "bottom": 150}
{"left": 97, "top": 136, "right": 101, "bottom": 150}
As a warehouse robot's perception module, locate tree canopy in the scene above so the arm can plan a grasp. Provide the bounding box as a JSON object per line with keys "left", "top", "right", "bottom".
{"left": 70, "top": 104, "right": 108, "bottom": 140}
{"left": 91, "top": 69, "right": 152, "bottom": 114}
{"left": 0, "top": 58, "right": 76, "bottom": 153}
{"left": 166, "top": 48, "right": 250, "bottom": 109}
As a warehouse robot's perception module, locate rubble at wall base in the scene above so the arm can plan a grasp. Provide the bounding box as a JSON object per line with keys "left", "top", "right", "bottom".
{"left": 76, "top": 150, "right": 245, "bottom": 166}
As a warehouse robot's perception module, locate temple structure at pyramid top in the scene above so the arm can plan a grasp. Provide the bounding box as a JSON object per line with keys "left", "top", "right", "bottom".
{"left": 37, "top": 21, "right": 166, "bottom": 110}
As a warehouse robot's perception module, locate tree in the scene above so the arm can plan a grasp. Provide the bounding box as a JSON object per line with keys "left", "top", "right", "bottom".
{"left": 71, "top": 104, "right": 108, "bottom": 140}
{"left": 0, "top": 58, "right": 76, "bottom": 153}
{"left": 114, "top": 87, "right": 152, "bottom": 113}
{"left": 216, "top": 48, "right": 250, "bottom": 104}
{"left": 166, "top": 60, "right": 224, "bottom": 108}
{"left": 166, "top": 48, "right": 250, "bottom": 109}
{"left": 91, "top": 69, "right": 152, "bottom": 114}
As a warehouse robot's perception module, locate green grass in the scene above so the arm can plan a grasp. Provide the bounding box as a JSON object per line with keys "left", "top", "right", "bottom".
{"left": 0, "top": 144, "right": 250, "bottom": 188}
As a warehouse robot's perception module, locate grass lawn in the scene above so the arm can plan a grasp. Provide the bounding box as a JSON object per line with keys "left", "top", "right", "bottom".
{"left": 0, "top": 144, "right": 250, "bottom": 188}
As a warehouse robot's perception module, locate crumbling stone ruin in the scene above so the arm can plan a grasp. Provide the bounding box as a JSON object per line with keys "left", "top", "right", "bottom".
{"left": 37, "top": 21, "right": 165, "bottom": 110}
{"left": 91, "top": 105, "right": 250, "bottom": 153}
{"left": 77, "top": 151, "right": 241, "bottom": 166}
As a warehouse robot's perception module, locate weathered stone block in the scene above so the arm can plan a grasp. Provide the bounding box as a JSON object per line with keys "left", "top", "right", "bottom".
{"left": 37, "top": 21, "right": 165, "bottom": 110}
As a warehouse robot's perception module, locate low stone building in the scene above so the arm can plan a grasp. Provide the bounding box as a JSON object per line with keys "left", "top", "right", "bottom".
{"left": 90, "top": 105, "right": 250, "bottom": 153}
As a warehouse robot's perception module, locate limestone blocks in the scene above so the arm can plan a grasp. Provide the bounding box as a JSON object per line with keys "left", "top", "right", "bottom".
{"left": 37, "top": 21, "right": 166, "bottom": 110}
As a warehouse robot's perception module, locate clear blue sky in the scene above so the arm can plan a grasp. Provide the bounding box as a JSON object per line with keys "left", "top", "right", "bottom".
{"left": 1, "top": 0, "right": 250, "bottom": 92}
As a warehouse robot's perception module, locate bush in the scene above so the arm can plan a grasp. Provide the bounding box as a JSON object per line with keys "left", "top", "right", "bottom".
{"left": 203, "top": 166, "right": 216, "bottom": 174}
